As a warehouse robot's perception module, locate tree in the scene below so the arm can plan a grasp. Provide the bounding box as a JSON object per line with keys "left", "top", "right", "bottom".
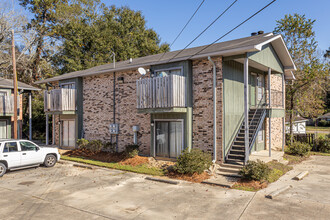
{"left": 274, "top": 14, "right": 327, "bottom": 141}
{"left": 53, "top": 5, "right": 169, "bottom": 73}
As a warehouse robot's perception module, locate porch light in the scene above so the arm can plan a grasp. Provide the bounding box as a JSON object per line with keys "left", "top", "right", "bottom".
{"left": 117, "top": 76, "right": 124, "bottom": 83}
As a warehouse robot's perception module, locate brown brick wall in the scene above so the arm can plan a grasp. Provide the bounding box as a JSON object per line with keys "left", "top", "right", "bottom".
{"left": 192, "top": 56, "right": 223, "bottom": 162}
{"left": 83, "top": 71, "right": 150, "bottom": 154}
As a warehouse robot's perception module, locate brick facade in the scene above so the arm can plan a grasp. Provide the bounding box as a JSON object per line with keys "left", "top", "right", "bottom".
{"left": 265, "top": 72, "right": 285, "bottom": 151}
{"left": 192, "top": 57, "right": 223, "bottom": 162}
{"left": 83, "top": 71, "right": 150, "bottom": 154}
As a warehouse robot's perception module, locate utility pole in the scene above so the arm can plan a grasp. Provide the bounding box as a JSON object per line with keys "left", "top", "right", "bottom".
{"left": 12, "top": 29, "right": 18, "bottom": 139}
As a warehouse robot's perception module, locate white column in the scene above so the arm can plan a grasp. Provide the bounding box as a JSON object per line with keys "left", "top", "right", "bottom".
{"left": 244, "top": 58, "right": 249, "bottom": 164}
{"left": 46, "top": 114, "right": 49, "bottom": 145}
{"left": 268, "top": 68, "right": 272, "bottom": 157}
{"left": 52, "top": 114, "right": 55, "bottom": 145}
{"left": 29, "top": 93, "right": 32, "bottom": 140}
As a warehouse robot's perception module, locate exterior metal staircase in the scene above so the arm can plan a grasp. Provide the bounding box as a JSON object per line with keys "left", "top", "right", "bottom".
{"left": 225, "top": 101, "right": 267, "bottom": 166}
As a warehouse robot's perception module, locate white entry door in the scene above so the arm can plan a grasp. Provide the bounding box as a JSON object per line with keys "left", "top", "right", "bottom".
{"left": 62, "top": 120, "right": 75, "bottom": 147}
{"left": 0, "top": 120, "right": 7, "bottom": 139}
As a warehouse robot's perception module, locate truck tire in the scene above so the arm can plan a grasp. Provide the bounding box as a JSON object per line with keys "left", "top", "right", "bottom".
{"left": 44, "top": 154, "right": 57, "bottom": 167}
{"left": 0, "top": 163, "right": 6, "bottom": 177}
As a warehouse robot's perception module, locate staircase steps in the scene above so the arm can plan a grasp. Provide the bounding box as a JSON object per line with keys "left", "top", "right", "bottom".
{"left": 225, "top": 107, "right": 266, "bottom": 166}
{"left": 216, "top": 163, "right": 242, "bottom": 178}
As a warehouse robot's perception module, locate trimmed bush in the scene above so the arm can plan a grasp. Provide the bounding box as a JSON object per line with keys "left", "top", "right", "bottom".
{"left": 315, "top": 136, "right": 330, "bottom": 153}
{"left": 239, "top": 160, "right": 271, "bottom": 181}
{"left": 87, "top": 140, "right": 103, "bottom": 153}
{"left": 174, "top": 148, "right": 212, "bottom": 175}
{"left": 124, "top": 144, "right": 140, "bottom": 158}
{"left": 285, "top": 141, "right": 311, "bottom": 156}
{"left": 77, "top": 139, "right": 89, "bottom": 149}
{"left": 103, "top": 142, "right": 116, "bottom": 153}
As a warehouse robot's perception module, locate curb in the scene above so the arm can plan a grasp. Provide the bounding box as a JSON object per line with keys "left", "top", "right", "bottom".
{"left": 201, "top": 181, "right": 232, "bottom": 188}
{"left": 265, "top": 185, "right": 292, "bottom": 199}
{"left": 72, "top": 164, "right": 94, "bottom": 169}
{"left": 145, "top": 177, "right": 179, "bottom": 185}
{"left": 293, "top": 171, "right": 309, "bottom": 181}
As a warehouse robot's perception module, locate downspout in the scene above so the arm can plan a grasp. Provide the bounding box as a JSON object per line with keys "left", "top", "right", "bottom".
{"left": 208, "top": 56, "right": 217, "bottom": 163}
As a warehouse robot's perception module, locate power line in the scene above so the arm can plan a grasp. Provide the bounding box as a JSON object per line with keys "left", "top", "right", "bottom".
{"left": 158, "top": 0, "right": 205, "bottom": 61}
{"left": 186, "top": 0, "right": 277, "bottom": 60}
{"left": 167, "top": 0, "right": 239, "bottom": 63}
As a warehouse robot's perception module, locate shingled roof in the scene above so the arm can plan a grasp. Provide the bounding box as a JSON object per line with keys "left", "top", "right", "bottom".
{"left": 0, "top": 77, "right": 40, "bottom": 91}
{"left": 35, "top": 33, "right": 296, "bottom": 84}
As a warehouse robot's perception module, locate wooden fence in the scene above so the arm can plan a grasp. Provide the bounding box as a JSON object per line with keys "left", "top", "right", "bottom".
{"left": 136, "top": 75, "right": 186, "bottom": 109}
{"left": 44, "top": 88, "right": 76, "bottom": 112}
{"left": 286, "top": 133, "right": 315, "bottom": 149}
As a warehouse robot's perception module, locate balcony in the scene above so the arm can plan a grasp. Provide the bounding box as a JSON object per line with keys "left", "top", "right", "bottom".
{"left": 0, "top": 95, "right": 19, "bottom": 115}
{"left": 136, "top": 75, "right": 186, "bottom": 112}
{"left": 44, "top": 89, "right": 76, "bottom": 113}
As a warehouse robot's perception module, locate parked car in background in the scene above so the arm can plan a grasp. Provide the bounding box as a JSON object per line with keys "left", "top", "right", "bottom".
{"left": 0, "top": 140, "right": 60, "bottom": 177}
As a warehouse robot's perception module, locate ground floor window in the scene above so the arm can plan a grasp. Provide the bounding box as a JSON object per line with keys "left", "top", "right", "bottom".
{"left": 61, "top": 120, "right": 75, "bottom": 147}
{"left": 155, "top": 120, "right": 183, "bottom": 158}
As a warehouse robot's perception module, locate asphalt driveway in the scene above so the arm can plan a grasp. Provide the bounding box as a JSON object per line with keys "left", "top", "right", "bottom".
{"left": 0, "top": 156, "right": 330, "bottom": 220}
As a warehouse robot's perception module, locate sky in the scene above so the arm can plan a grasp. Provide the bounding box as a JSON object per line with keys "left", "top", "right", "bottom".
{"left": 10, "top": 0, "right": 330, "bottom": 52}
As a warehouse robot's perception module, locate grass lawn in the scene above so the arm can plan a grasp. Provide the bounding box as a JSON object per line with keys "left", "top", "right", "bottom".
{"left": 310, "top": 152, "right": 330, "bottom": 156}
{"left": 306, "top": 126, "right": 330, "bottom": 132}
{"left": 61, "top": 155, "right": 165, "bottom": 176}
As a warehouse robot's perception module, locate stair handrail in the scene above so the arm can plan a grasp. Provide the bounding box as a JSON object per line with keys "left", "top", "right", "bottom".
{"left": 248, "top": 109, "right": 266, "bottom": 154}
{"left": 225, "top": 113, "right": 245, "bottom": 160}
{"left": 248, "top": 92, "right": 267, "bottom": 128}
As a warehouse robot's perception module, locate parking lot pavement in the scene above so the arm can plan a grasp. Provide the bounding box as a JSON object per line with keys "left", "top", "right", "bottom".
{"left": 240, "top": 156, "right": 330, "bottom": 220}
{"left": 1, "top": 156, "right": 330, "bottom": 220}
{"left": 0, "top": 162, "right": 254, "bottom": 220}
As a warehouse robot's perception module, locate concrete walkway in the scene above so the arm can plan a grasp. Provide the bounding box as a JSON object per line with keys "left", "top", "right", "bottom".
{"left": 0, "top": 156, "right": 330, "bottom": 219}
{"left": 249, "top": 150, "right": 285, "bottom": 163}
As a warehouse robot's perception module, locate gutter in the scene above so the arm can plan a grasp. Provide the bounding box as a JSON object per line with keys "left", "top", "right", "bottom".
{"left": 208, "top": 56, "right": 217, "bottom": 163}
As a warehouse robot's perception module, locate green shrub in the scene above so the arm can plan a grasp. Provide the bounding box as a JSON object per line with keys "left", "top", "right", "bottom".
{"left": 239, "top": 160, "right": 271, "bottom": 181}
{"left": 174, "top": 148, "right": 212, "bottom": 175}
{"left": 285, "top": 141, "right": 311, "bottom": 156}
{"left": 103, "top": 142, "right": 116, "bottom": 153}
{"left": 316, "top": 136, "right": 330, "bottom": 153}
{"left": 77, "top": 138, "right": 89, "bottom": 149}
{"left": 318, "top": 120, "right": 330, "bottom": 127}
{"left": 87, "top": 140, "right": 103, "bottom": 153}
{"left": 124, "top": 144, "right": 140, "bottom": 158}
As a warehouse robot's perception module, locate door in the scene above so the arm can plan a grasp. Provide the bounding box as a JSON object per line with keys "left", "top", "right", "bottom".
{"left": 19, "top": 141, "right": 43, "bottom": 166}
{"left": 155, "top": 121, "right": 183, "bottom": 158}
{"left": 0, "top": 120, "right": 7, "bottom": 139}
{"left": 249, "top": 74, "right": 257, "bottom": 107}
{"left": 257, "top": 75, "right": 264, "bottom": 104}
{"left": 62, "top": 120, "right": 76, "bottom": 147}
{"left": 252, "top": 122, "right": 265, "bottom": 152}
{"left": 2, "top": 141, "right": 21, "bottom": 168}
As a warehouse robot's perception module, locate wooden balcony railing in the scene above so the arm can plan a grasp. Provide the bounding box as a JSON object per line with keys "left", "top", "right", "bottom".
{"left": 0, "top": 95, "right": 19, "bottom": 115}
{"left": 44, "top": 88, "right": 76, "bottom": 112}
{"left": 137, "top": 75, "right": 186, "bottom": 109}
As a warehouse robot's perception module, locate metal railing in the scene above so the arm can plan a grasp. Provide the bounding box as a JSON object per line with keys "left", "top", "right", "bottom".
{"left": 44, "top": 88, "right": 76, "bottom": 112}
{"left": 269, "top": 89, "right": 284, "bottom": 108}
{"left": 136, "top": 75, "right": 186, "bottom": 109}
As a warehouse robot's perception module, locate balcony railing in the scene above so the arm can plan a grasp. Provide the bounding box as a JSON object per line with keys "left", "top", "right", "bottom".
{"left": 44, "top": 88, "right": 76, "bottom": 112}
{"left": 270, "top": 89, "right": 284, "bottom": 108}
{"left": 0, "top": 95, "right": 19, "bottom": 115}
{"left": 137, "top": 75, "right": 186, "bottom": 109}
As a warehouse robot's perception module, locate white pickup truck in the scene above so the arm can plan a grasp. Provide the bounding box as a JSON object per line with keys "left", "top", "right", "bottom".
{"left": 0, "top": 139, "right": 61, "bottom": 177}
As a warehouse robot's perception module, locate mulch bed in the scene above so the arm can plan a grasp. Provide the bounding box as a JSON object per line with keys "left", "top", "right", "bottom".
{"left": 167, "top": 171, "right": 210, "bottom": 183}
{"left": 233, "top": 179, "right": 268, "bottom": 190}
{"left": 63, "top": 149, "right": 148, "bottom": 166}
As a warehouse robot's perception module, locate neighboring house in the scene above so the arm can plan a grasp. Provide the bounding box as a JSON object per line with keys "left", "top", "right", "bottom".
{"left": 318, "top": 112, "right": 330, "bottom": 122}
{"left": 35, "top": 32, "right": 295, "bottom": 165}
{"left": 0, "top": 77, "right": 40, "bottom": 139}
{"left": 285, "top": 117, "right": 308, "bottom": 134}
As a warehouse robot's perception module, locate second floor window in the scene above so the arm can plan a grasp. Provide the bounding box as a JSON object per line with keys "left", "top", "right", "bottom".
{"left": 155, "top": 68, "right": 182, "bottom": 77}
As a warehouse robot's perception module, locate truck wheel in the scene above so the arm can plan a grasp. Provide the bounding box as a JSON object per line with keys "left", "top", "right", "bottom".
{"left": 44, "top": 155, "right": 57, "bottom": 167}
{"left": 0, "top": 163, "right": 6, "bottom": 177}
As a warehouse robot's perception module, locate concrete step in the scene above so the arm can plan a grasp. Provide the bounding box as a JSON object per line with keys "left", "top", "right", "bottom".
{"left": 221, "top": 163, "right": 243, "bottom": 169}
{"left": 217, "top": 167, "right": 241, "bottom": 174}
{"left": 226, "top": 159, "right": 244, "bottom": 166}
